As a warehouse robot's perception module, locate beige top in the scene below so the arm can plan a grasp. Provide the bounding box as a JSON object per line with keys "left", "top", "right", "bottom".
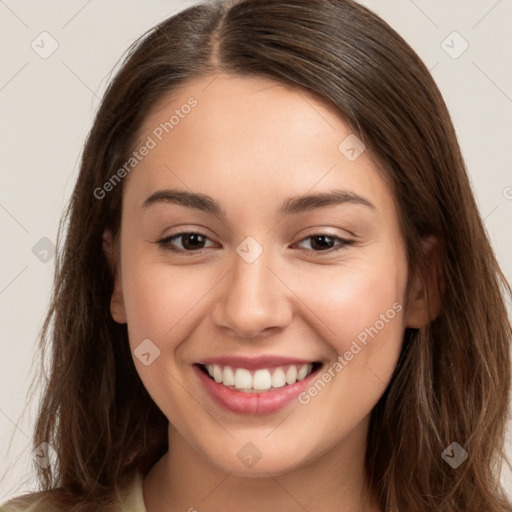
{"left": 0, "top": 472, "right": 147, "bottom": 512}
{"left": 114, "top": 471, "right": 146, "bottom": 512}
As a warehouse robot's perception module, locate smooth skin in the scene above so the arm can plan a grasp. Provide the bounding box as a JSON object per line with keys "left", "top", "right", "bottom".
{"left": 103, "top": 73, "right": 440, "bottom": 512}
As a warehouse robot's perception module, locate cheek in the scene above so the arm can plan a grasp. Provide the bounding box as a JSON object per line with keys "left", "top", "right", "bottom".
{"left": 289, "top": 246, "right": 407, "bottom": 371}
{"left": 120, "top": 256, "right": 218, "bottom": 420}
{"left": 288, "top": 248, "right": 407, "bottom": 435}
{"left": 122, "top": 261, "right": 213, "bottom": 349}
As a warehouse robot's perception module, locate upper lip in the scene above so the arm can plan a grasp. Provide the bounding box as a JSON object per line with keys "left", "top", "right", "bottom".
{"left": 197, "top": 355, "right": 319, "bottom": 371}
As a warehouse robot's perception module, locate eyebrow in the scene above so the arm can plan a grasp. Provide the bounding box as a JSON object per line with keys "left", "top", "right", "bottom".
{"left": 142, "top": 188, "right": 375, "bottom": 217}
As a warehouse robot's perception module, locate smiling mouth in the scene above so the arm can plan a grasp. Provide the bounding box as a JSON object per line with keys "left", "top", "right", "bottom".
{"left": 197, "top": 362, "right": 323, "bottom": 393}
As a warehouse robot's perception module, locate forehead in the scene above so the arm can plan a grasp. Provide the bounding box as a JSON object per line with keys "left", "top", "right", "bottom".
{"left": 124, "top": 73, "right": 394, "bottom": 216}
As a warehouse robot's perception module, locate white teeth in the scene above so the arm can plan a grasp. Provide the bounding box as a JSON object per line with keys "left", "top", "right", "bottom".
{"left": 285, "top": 365, "right": 297, "bottom": 385}
{"left": 203, "top": 363, "right": 315, "bottom": 392}
{"left": 271, "top": 367, "right": 286, "bottom": 388}
{"left": 234, "top": 368, "right": 252, "bottom": 390}
{"left": 253, "top": 369, "right": 272, "bottom": 390}
{"left": 223, "top": 366, "right": 235, "bottom": 386}
{"left": 213, "top": 365, "right": 223, "bottom": 383}
{"left": 297, "top": 364, "right": 310, "bottom": 380}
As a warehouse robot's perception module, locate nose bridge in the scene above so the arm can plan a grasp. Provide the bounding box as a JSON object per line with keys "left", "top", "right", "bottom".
{"left": 233, "top": 237, "right": 272, "bottom": 297}
{"left": 212, "top": 235, "right": 291, "bottom": 338}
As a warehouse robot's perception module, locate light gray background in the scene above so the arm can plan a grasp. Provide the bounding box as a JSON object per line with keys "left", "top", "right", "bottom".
{"left": 1, "top": 0, "right": 511, "bottom": 504}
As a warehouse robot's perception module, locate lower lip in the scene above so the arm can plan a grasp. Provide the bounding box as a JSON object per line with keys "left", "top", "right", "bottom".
{"left": 193, "top": 364, "right": 321, "bottom": 415}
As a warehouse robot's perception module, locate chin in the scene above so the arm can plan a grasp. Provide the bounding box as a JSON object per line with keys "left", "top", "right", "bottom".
{"left": 202, "top": 440, "right": 316, "bottom": 477}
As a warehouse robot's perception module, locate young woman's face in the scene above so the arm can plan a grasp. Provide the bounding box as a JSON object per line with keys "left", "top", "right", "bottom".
{"left": 109, "top": 73, "right": 423, "bottom": 476}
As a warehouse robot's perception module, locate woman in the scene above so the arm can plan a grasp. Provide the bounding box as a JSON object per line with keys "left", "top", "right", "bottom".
{"left": 2, "top": 0, "right": 511, "bottom": 510}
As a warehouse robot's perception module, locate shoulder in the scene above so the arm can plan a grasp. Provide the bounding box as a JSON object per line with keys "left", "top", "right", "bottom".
{"left": 0, "top": 471, "right": 146, "bottom": 512}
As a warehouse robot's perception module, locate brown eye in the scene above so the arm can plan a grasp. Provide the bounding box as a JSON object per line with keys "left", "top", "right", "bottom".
{"left": 158, "top": 232, "right": 215, "bottom": 254}
{"left": 295, "top": 234, "right": 355, "bottom": 254}
{"left": 178, "top": 233, "right": 207, "bottom": 250}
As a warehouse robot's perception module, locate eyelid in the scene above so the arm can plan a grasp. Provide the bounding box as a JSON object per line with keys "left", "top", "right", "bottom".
{"left": 157, "top": 230, "right": 216, "bottom": 255}
{"left": 292, "top": 234, "right": 355, "bottom": 253}
{"left": 155, "top": 230, "right": 355, "bottom": 256}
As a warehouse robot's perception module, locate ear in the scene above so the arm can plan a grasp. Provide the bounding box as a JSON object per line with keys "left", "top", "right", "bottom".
{"left": 405, "top": 235, "right": 444, "bottom": 329}
{"left": 102, "top": 228, "right": 127, "bottom": 324}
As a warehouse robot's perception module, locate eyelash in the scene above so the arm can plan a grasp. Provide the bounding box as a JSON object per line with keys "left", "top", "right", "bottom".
{"left": 155, "top": 231, "right": 355, "bottom": 257}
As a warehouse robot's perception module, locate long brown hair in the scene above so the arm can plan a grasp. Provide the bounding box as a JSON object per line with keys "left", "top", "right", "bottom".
{"left": 2, "top": 0, "right": 511, "bottom": 510}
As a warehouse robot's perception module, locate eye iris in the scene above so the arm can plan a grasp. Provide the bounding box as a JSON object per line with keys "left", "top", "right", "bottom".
{"left": 182, "top": 233, "right": 205, "bottom": 250}
{"left": 310, "top": 235, "right": 334, "bottom": 251}
{"left": 174, "top": 233, "right": 340, "bottom": 251}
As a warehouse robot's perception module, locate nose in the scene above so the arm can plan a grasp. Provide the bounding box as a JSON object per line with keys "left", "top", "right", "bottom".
{"left": 210, "top": 242, "right": 293, "bottom": 341}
